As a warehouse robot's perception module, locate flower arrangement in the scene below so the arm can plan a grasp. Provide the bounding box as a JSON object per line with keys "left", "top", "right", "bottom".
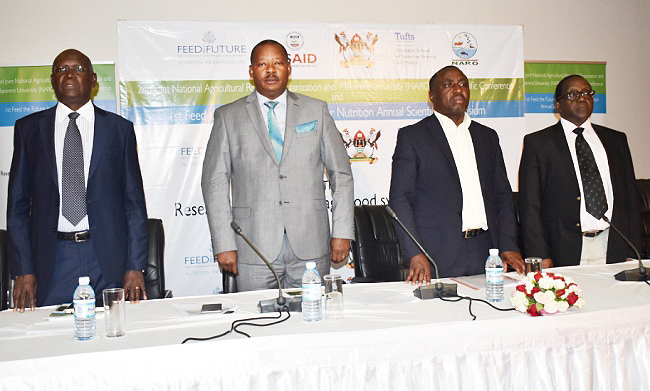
{"left": 510, "top": 271, "right": 585, "bottom": 316}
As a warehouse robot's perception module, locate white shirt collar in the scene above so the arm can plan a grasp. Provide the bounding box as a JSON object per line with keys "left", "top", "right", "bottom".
{"left": 256, "top": 90, "right": 287, "bottom": 107}
{"left": 560, "top": 116, "right": 593, "bottom": 136}
{"left": 56, "top": 100, "right": 94, "bottom": 124}
{"left": 434, "top": 110, "right": 471, "bottom": 131}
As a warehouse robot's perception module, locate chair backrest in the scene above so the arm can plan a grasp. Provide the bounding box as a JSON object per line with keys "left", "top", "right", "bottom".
{"left": 145, "top": 218, "right": 171, "bottom": 299}
{"left": 0, "top": 229, "right": 10, "bottom": 310}
{"left": 350, "top": 205, "right": 408, "bottom": 282}
{"left": 636, "top": 179, "right": 650, "bottom": 258}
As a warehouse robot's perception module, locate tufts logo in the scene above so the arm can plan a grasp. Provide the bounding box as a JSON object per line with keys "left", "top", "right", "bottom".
{"left": 335, "top": 32, "right": 378, "bottom": 68}
{"left": 285, "top": 31, "right": 304, "bottom": 50}
{"left": 340, "top": 128, "right": 381, "bottom": 163}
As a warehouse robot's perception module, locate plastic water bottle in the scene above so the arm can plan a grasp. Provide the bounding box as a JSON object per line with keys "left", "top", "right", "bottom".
{"left": 302, "top": 261, "right": 323, "bottom": 322}
{"left": 485, "top": 248, "right": 504, "bottom": 302}
{"left": 73, "top": 276, "right": 96, "bottom": 340}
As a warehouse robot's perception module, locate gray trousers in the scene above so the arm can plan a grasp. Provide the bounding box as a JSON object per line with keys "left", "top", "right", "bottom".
{"left": 236, "top": 233, "right": 330, "bottom": 291}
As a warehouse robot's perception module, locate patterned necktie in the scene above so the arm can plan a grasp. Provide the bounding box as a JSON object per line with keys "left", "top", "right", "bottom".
{"left": 264, "top": 101, "right": 283, "bottom": 163}
{"left": 61, "top": 112, "right": 87, "bottom": 225}
{"left": 573, "top": 127, "right": 608, "bottom": 219}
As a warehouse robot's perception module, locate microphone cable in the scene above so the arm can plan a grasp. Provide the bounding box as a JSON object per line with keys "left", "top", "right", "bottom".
{"left": 438, "top": 294, "right": 515, "bottom": 321}
{"left": 181, "top": 307, "right": 291, "bottom": 344}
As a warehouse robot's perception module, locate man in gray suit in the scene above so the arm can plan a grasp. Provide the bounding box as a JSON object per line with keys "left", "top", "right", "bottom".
{"left": 202, "top": 40, "right": 354, "bottom": 291}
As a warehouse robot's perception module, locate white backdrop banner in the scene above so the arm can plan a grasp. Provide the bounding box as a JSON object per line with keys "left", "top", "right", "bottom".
{"left": 117, "top": 21, "right": 524, "bottom": 296}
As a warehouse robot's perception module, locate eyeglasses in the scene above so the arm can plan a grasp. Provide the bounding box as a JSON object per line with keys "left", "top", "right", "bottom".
{"left": 558, "top": 90, "right": 595, "bottom": 101}
{"left": 53, "top": 65, "right": 88, "bottom": 74}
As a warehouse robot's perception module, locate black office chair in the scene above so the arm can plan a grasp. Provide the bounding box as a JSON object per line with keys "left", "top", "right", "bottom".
{"left": 350, "top": 205, "right": 409, "bottom": 282}
{"left": 145, "top": 218, "right": 172, "bottom": 299}
{"left": 0, "top": 229, "right": 10, "bottom": 310}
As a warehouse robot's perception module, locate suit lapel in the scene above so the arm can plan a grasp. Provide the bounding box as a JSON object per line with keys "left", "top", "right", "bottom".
{"left": 426, "top": 115, "right": 460, "bottom": 186}
{"left": 89, "top": 105, "right": 108, "bottom": 180}
{"left": 281, "top": 91, "right": 299, "bottom": 163}
{"left": 39, "top": 106, "right": 58, "bottom": 186}
{"left": 550, "top": 121, "right": 580, "bottom": 192}
{"left": 245, "top": 92, "right": 278, "bottom": 164}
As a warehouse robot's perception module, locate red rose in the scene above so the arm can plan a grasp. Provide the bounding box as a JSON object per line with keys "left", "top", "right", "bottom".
{"left": 567, "top": 292, "right": 578, "bottom": 306}
{"left": 546, "top": 272, "right": 555, "bottom": 278}
{"left": 531, "top": 286, "right": 541, "bottom": 295}
{"left": 516, "top": 285, "right": 527, "bottom": 292}
{"left": 533, "top": 273, "right": 542, "bottom": 282}
{"left": 555, "top": 289, "right": 565, "bottom": 297}
{"left": 527, "top": 305, "right": 541, "bottom": 317}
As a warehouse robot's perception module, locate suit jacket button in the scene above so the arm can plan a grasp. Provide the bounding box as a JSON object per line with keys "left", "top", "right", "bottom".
{"left": 279, "top": 201, "right": 282, "bottom": 205}
{"left": 577, "top": 196, "right": 581, "bottom": 201}
{"left": 279, "top": 175, "right": 286, "bottom": 179}
{"left": 457, "top": 211, "right": 461, "bottom": 217}
{"left": 576, "top": 223, "right": 581, "bottom": 227}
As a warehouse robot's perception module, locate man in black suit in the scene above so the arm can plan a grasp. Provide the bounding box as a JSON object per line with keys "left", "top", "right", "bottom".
{"left": 389, "top": 65, "right": 524, "bottom": 284}
{"left": 519, "top": 74, "right": 640, "bottom": 267}
{"left": 7, "top": 49, "right": 149, "bottom": 311}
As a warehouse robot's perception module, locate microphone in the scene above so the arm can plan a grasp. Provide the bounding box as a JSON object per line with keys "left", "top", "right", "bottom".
{"left": 230, "top": 222, "right": 302, "bottom": 312}
{"left": 385, "top": 206, "right": 458, "bottom": 299}
{"left": 600, "top": 216, "right": 647, "bottom": 281}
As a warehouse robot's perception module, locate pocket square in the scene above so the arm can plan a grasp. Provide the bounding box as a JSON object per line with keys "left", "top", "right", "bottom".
{"left": 296, "top": 120, "right": 318, "bottom": 133}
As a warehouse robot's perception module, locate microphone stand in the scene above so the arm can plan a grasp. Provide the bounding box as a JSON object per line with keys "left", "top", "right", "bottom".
{"left": 231, "top": 222, "right": 302, "bottom": 312}
{"left": 385, "top": 206, "right": 458, "bottom": 299}
{"left": 601, "top": 216, "right": 648, "bottom": 281}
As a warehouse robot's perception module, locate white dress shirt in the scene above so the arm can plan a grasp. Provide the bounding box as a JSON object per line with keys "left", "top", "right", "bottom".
{"left": 560, "top": 117, "right": 613, "bottom": 231}
{"left": 256, "top": 90, "right": 287, "bottom": 139}
{"left": 435, "top": 111, "right": 488, "bottom": 231}
{"left": 55, "top": 101, "right": 94, "bottom": 232}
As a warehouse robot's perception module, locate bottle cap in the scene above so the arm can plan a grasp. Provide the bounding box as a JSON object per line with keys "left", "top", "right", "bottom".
{"left": 489, "top": 249, "right": 499, "bottom": 256}
{"left": 79, "top": 276, "right": 90, "bottom": 285}
{"left": 306, "top": 261, "right": 316, "bottom": 269}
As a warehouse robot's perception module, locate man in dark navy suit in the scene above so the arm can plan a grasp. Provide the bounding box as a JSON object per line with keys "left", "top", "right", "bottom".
{"left": 7, "top": 49, "right": 148, "bottom": 311}
{"left": 389, "top": 66, "right": 524, "bottom": 284}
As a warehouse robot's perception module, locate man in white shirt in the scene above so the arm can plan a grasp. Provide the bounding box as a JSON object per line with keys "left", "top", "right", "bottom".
{"left": 519, "top": 74, "right": 640, "bottom": 267}
{"left": 389, "top": 66, "right": 524, "bottom": 283}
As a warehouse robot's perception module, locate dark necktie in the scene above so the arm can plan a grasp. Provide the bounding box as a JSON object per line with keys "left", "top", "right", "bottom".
{"left": 573, "top": 127, "right": 608, "bottom": 219}
{"left": 62, "top": 112, "right": 87, "bottom": 225}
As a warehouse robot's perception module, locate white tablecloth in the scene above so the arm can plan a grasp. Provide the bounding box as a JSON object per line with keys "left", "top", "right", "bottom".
{"left": 1, "top": 262, "right": 649, "bottom": 390}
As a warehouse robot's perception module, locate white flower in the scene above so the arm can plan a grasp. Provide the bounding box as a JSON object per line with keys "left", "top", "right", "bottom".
{"left": 563, "top": 276, "right": 574, "bottom": 285}
{"left": 556, "top": 300, "right": 570, "bottom": 312}
{"left": 544, "top": 298, "right": 559, "bottom": 314}
{"left": 574, "top": 297, "right": 586, "bottom": 308}
{"left": 553, "top": 279, "right": 566, "bottom": 290}
{"left": 510, "top": 291, "right": 529, "bottom": 312}
{"left": 538, "top": 277, "right": 554, "bottom": 290}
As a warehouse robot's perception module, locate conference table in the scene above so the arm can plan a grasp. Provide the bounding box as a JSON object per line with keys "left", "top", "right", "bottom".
{"left": 1, "top": 262, "right": 649, "bottom": 390}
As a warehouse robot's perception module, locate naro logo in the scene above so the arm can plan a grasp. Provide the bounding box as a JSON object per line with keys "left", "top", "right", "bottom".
{"left": 452, "top": 33, "right": 477, "bottom": 59}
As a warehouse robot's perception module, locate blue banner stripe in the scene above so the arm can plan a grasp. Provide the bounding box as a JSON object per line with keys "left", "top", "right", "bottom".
{"left": 525, "top": 93, "right": 605, "bottom": 114}
{"left": 0, "top": 100, "right": 117, "bottom": 126}
{"left": 122, "top": 101, "right": 524, "bottom": 125}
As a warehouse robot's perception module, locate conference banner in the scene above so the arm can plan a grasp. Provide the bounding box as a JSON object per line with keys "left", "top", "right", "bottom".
{"left": 0, "top": 63, "right": 116, "bottom": 230}
{"left": 524, "top": 61, "right": 607, "bottom": 136}
{"left": 117, "top": 21, "right": 524, "bottom": 295}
